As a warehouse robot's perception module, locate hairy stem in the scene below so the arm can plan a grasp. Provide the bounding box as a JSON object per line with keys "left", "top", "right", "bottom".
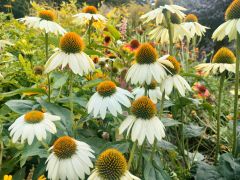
{"left": 233, "top": 32, "right": 240, "bottom": 157}
{"left": 215, "top": 71, "right": 225, "bottom": 164}
{"left": 165, "top": 12, "right": 174, "bottom": 55}
{"left": 45, "top": 33, "right": 51, "bottom": 102}
{"left": 128, "top": 141, "right": 137, "bottom": 170}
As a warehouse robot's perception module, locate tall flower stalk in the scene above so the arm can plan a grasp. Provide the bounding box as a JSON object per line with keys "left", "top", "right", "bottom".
{"left": 233, "top": 32, "right": 240, "bottom": 157}
{"left": 211, "top": 1, "right": 240, "bottom": 157}
{"left": 45, "top": 32, "right": 51, "bottom": 102}
{"left": 215, "top": 71, "right": 226, "bottom": 164}
{"left": 165, "top": 12, "right": 174, "bottom": 55}
{"left": 128, "top": 141, "right": 137, "bottom": 170}
{"left": 88, "top": 18, "right": 93, "bottom": 45}
{"left": 195, "top": 47, "right": 236, "bottom": 163}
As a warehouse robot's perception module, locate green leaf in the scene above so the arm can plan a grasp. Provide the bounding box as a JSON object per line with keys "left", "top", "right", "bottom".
{"left": 52, "top": 74, "right": 69, "bottom": 89}
{"left": 0, "top": 88, "right": 47, "bottom": 98}
{"left": 82, "top": 78, "right": 103, "bottom": 89}
{"left": 175, "top": 97, "right": 200, "bottom": 107}
{"left": 157, "top": 140, "right": 177, "bottom": 150}
{"left": 161, "top": 118, "right": 181, "bottom": 127}
{"left": 193, "top": 162, "right": 224, "bottom": 180}
{"left": 143, "top": 154, "right": 171, "bottom": 180}
{"left": 202, "top": 102, "right": 214, "bottom": 113}
{"left": 32, "top": 159, "right": 46, "bottom": 180}
{"left": 100, "top": 141, "right": 130, "bottom": 154}
{"left": 18, "top": 54, "right": 35, "bottom": 80}
{"left": 13, "top": 167, "right": 26, "bottom": 180}
{"left": 20, "top": 142, "right": 48, "bottom": 167}
{"left": 84, "top": 48, "right": 104, "bottom": 56}
{"left": 105, "top": 24, "right": 121, "bottom": 40}
{"left": 5, "top": 100, "right": 37, "bottom": 114}
{"left": 37, "top": 99, "right": 73, "bottom": 135}
{"left": 57, "top": 96, "right": 87, "bottom": 107}
{"left": 183, "top": 124, "right": 204, "bottom": 138}
{"left": 218, "top": 153, "right": 240, "bottom": 179}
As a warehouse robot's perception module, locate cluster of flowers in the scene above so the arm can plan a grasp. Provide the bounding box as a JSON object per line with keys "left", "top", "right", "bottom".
{"left": 5, "top": 0, "right": 240, "bottom": 178}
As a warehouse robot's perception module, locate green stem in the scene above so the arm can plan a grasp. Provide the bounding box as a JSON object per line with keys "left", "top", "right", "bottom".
{"left": 150, "top": 90, "right": 165, "bottom": 161}
{"left": 110, "top": 60, "right": 114, "bottom": 80}
{"left": 128, "top": 141, "right": 137, "bottom": 170}
{"left": 0, "top": 140, "right": 3, "bottom": 169}
{"left": 45, "top": 33, "right": 51, "bottom": 102}
{"left": 191, "top": 128, "right": 205, "bottom": 166}
{"left": 180, "top": 106, "right": 189, "bottom": 169}
{"left": 192, "top": 36, "right": 197, "bottom": 60}
{"left": 137, "top": 142, "right": 144, "bottom": 173}
{"left": 88, "top": 18, "right": 93, "bottom": 45}
{"left": 69, "top": 72, "right": 75, "bottom": 136}
{"left": 186, "top": 40, "right": 190, "bottom": 72}
{"left": 233, "top": 32, "right": 240, "bottom": 157}
{"left": 165, "top": 12, "right": 174, "bottom": 55}
{"left": 215, "top": 71, "right": 225, "bottom": 164}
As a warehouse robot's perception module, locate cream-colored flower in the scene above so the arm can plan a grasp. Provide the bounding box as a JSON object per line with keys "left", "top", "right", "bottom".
{"left": 132, "top": 81, "right": 167, "bottom": 103}
{"left": 140, "top": 4, "right": 186, "bottom": 25}
{"left": 212, "top": 0, "right": 240, "bottom": 41}
{"left": 119, "top": 96, "right": 165, "bottom": 145}
{"left": 195, "top": 47, "right": 236, "bottom": 75}
{"left": 88, "top": 149, "right": 140, "bottom": 180}
{"left": 46, "top": 136, "right": 95, "bottom": 180}
{"left": 44, "top": 32, "right": 95, "bottom": 75}
{"left": 184, "top": 14, "right": 209, "bottom": 38}
{"left": 73, "top": 6, "right": 107, "bottom": 25}
{"left": 20, "top": 10, "right": 66, "bottom": 35}
{"left": 149, "top": 23, "right": 190, "bottom": 44}
{"left": 161, "top": 55, "right": 191, "bottom": 96}
{"left": 126, "top": 44, "right": 173, "bottom": 85}
{"left": 87, "top": 81, "right": 133, "bottom": 119}
{"left": 8, "top": 111, "right": 60, "bottom": 145}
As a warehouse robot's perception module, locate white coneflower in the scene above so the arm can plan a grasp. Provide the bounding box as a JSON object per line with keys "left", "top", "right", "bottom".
{"left": 125, "top": 43, "right": 173, "bottom": 85}
{"left": 87, "top": 80, "right": 133, "bottom": 119}
{"left": 195, "top": 47, "right": 236, "bottom": 75}
{"left": 183, "top": 14, "right": 209, "bottom": 38}
{"left": 132, "top": 81, "right": 166, "bottom": 104}
{"left": 119, "top": 96, "right": 165, "bottom": 145}
{"left": 149, "top": 13, "right": 191, "bottom": 44}
{"left": 161, "top": 55, "right": 192, "bottom": 96}
{"left": 46, "top": 136, "right": 95, "bottom": 180}
{"left": 88, "top": 148, "right": 140, "bottom": 180}
{"left": 8, "top": 111, "right": 60, "bottom": 145}
{"left": 44, "top": 32, "right": 95, "bottom": 75}
{"left": 73, "top": 6, "right": 107, "bottom": 25}
{"left": 212, "top": 0, "right": 240, "bottom": 41}
{"left": 20, "top": 10, "right": 66, "bottom": 35}
{"left": 140, "top": 4, "right": 186, "bottom": 25}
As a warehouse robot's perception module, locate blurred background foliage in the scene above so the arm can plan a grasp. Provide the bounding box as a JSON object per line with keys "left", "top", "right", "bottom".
{"left": 0, "top": 0, "right": 233, "bottom": 50}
